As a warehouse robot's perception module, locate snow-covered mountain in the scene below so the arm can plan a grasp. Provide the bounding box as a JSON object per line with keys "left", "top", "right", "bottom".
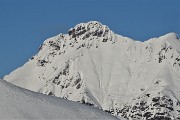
{"left": 4, "top": 21, "right": 180, "bottom": 119}
{"left": 0, "top": 79, "right": 118, "bottom": 120}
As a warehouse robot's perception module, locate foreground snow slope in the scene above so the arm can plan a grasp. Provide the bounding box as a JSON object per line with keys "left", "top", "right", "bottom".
{"left": 0, "top": 79, "right": 118, "bottom": 120}
{"left": 4, "top": 21, "right": 180, "bottom": 119}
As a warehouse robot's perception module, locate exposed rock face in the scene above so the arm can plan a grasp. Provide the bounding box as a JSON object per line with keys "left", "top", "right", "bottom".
{"left": 4, "top": 21, "right": 180, "bottom": 119}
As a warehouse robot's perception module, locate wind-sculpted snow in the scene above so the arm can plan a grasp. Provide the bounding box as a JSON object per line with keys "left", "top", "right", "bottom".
{"left": 4, "top": 21, "right": 180, "bottom": 119}
{"left": 0, "top": 79, "right": 118, "bottom": 120}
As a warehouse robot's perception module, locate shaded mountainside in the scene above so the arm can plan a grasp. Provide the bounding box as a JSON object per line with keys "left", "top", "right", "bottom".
{"left": 4, "top": 21, "right": 180, "bottom": 119}
{"left": 0, "top": 79, "right": 118, "bottom": 120}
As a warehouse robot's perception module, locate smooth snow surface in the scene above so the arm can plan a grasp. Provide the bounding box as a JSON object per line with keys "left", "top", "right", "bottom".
{"left": 0, "top": 79, "right": 118, "bottom": 120}
{"left": 4, "top": 21, "right": 180, "bottom": 119}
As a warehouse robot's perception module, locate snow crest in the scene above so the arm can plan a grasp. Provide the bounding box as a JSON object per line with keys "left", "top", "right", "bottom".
{"left": 0, "top": 79, "right": 118, "bottom": 120}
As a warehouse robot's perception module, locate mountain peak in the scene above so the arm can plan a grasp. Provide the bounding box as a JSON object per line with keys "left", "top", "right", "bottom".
{"left": 159, "top": 32, "right": 179, "bottom": 40}
{"left": 4, "top": 21, "right": 180, "bottom": 120}
{"left": 68, "top": 21, "right": 111, "bottom": 39}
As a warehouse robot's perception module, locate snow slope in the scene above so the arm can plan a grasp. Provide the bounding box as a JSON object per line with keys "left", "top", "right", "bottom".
{"left": 4, "top": 21, "right": 180, "bottom": 119}
{"left": 0, "top": 79, "right": 118, "bottom": 120}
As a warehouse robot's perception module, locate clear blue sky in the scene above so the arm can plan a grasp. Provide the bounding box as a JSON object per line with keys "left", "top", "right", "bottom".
{"left": 0, "top": 0, "right": 180, "bottom": 78}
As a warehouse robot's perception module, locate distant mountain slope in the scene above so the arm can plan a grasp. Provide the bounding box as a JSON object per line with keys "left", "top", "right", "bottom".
{"left": 0, "top": 79, "right": 118, "bottom": 120}
{"left": 4, "top": 21, "right": 180, "bottom": 119}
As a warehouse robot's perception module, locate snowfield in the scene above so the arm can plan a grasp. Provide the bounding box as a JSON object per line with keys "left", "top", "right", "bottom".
{"left": 0, "top": 79, "right": 118, "bottom": 120}
{"left": 4, "top": 21, "right": 180, "bottom": 119}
